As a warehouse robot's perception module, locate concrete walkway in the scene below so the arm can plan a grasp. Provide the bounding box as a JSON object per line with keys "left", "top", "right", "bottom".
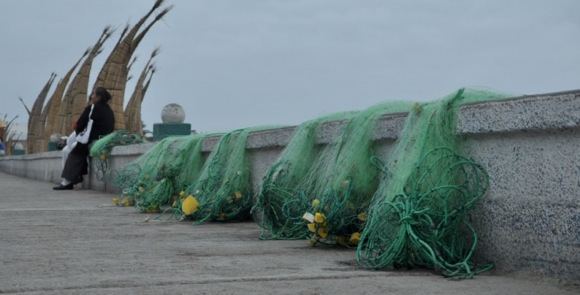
{"left": 0, "top": 172, "right": 577, "bottom": 295}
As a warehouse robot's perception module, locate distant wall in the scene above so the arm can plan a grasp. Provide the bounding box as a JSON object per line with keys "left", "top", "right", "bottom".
{"left": 1, "top": 90, "right": 579, "bottom": 282}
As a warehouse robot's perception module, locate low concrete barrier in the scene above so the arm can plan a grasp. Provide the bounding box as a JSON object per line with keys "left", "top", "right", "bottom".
{"left": 1, "top": 90, "right": 579, "bottom": 281}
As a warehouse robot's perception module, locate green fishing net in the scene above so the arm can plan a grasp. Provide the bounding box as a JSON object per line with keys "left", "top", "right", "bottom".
{"left": 356, "top": 88, "right": 507, "bottom": 278}
{"left": 255, "top": 102, "right": 412, "bottom": 243}
{"left": 114, "top": 134, "right": 207, "bottom": 212}
{"left": 106, "top": 86, "right": 504, "bottom": 279}
{"left": 298, "top": 102, "right": 413, "bottom": 246}
{"left": 253, "top": 112, "right": 356, "bottom": 240}
{"left": 89, "top": 130, "right": 143, "bottom": 180}
{"left": 181, "top": 127, "right": 276, "bottom": 223}
{"left": 114, "top": 126, "right": 274, "bottom": 221}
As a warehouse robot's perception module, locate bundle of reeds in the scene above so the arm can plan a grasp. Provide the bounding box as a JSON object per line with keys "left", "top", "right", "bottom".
{"left": 92, "top": 0, "right": 172, "bottom": 130}
{"left": 40, "top": 50, "right": 89, "bottom": 151}
{"left": 1, "top": 114, "right": 18, "bottom": 155}
{"left": 125, "top": 49, "right": 158, "bottom": 135}
{"left": 22, "top": 74, "right": 56, "bottom": 153}
{"left": 58, "top": 27, "right": 112, "bottom": 135}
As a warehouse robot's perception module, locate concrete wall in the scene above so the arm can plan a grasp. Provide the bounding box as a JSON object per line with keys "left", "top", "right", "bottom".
{"left": 1, "top": 90, "right": 579, "bottom": 281}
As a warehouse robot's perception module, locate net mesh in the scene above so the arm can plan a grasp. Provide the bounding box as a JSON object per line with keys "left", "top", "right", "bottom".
{"left": 252, "top": 112, "right": 356, "bottom": 239}
{"left": 254, "top": 102, "right": 413, "bottom": 244}
{"left": 89, "top": 130, "right": 143, "bottom": 180}
{"left": 355, "top": 88, "right": 507, "bottom": 278}
{"left": 298, "top": 102, "right": 413, "bottom": 246}
{"left": 115, "top": 135, "right": 207, "bottom": 212}
{"left": 181, "top": 127, "right": 278, "bottom": 223}
{"left": 107, "top": 87, "right": 508, "bottom": 278}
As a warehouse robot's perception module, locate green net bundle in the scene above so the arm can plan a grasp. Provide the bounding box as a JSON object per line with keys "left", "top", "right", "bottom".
{"left": 182, "top": 127, "right": 274, "bottom": 223}
{"left": 356, "top": 88, "right": 507, "bottom": 278}
{"left": 173, "top": 134, "right": 208, "bottom": 192}
{"left": 258, "top": 103, "right": 411, "bottom": 244}
{"left": 89, "top": 130, "right": 143, "bottom": 180}
{"left": 114, "top": 135, "right": 207, "bottom": 212}
{"left": 297, "top": 102, "right": 413, "bottom": 246}
{"left": 253, "top": 112, "right": 356, "bottom": 240}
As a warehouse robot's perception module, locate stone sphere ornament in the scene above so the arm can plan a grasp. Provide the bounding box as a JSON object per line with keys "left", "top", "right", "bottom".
{"left": 49, "top": 134, "right": 61, "bottom": 143}
{"left": 161, "top": 103, "right": 186, "bottom": 124}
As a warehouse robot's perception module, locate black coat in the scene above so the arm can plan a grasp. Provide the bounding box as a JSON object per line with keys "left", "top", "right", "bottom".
{"left": 61, "top": 101, "right": 115, "bottom": 182}
{"left": 75, "top": 101, "right": 115, "bottom": 143}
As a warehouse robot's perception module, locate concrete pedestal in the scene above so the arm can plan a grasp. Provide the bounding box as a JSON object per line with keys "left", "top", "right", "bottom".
{"left": 48, "top": 142, "right": 58, "bottom": 151}
{"left": 153, "top": 123, "right": 191, "bottom": 141}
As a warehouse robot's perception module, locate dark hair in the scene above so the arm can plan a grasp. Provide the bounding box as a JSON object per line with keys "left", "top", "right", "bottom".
{"left": 95, "top": 87, "right": 112, "bottom": 103}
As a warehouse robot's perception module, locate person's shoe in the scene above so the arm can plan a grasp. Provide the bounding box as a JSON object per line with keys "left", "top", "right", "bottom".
{"left": 53, "top": 183, "right": 74, "bottom": 190}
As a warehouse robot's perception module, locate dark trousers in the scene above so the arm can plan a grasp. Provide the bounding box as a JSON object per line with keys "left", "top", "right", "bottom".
{"left": 61, "top": 143, "right": 90, "bottom": 183}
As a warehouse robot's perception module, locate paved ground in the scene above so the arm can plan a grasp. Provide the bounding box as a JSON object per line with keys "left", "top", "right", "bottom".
{"left": 0, "top": 172, "right": 577, "bottom": 295}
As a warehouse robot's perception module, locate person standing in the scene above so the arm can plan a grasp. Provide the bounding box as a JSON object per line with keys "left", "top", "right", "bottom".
{"left": 53, "top": 87, "right": 115, "bottom": 190}
{"left": 0, "top": 138, "right": 5, "bottom": 156}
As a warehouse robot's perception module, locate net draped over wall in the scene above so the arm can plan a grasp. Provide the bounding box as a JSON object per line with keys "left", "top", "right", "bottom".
{"left": 100, "top": 88, "right": 507, "bottom": 278}
{"left": 355, "top": 89, "right": 506, "bottom": 278}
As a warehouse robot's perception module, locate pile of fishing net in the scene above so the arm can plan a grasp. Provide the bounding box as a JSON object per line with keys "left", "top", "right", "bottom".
{"left": 254, "top": 88, "right": 505, "bottom": 278}
{"left": 355, "top": 89, "right": 507, "bottom": 278}
{"left": 253, "top": 112, "right": 355, "bottom": 239}
{"left": 181, "top": 127, "right": 276, "bottom": 223}
{"left": 114, "top": 127, "right": 275, "bottom": 223}
{"left": 114, "top": 134, "right": 207, "bottom": 212}
{"left": 109, "top": 87, "right": 504, "bottom": 278}
{"left": 254, "top": 102, "right": 412, "bottom": 243}
{"left": 89, "top": 130, "right": 143, "bottom": 180}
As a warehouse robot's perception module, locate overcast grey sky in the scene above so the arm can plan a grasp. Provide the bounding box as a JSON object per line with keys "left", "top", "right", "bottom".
{"left": 1, "top": 0, "right": 579, "bottom": 135}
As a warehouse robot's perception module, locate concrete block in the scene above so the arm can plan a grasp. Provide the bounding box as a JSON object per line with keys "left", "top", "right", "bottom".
{"left": 153, "top": 123, "right": 192, "bottom": 141}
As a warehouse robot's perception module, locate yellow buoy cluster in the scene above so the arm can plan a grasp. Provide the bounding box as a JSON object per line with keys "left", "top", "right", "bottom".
{"left": 181, "top": 194, "right": 200, "bottom": 216}
{"left": 112, "top": 197, "right": 135, "bottom": 207}
{"left": 302, "top": 198, "right": 365, "bottom": 247}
